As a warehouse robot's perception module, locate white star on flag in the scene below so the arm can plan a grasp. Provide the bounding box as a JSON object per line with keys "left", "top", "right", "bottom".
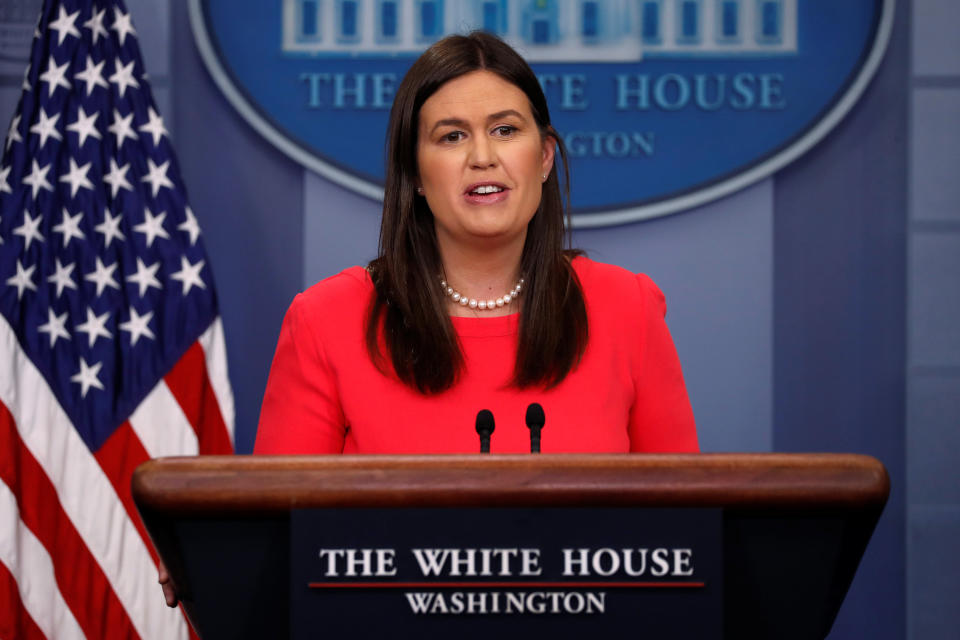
{"left": 111, "top": 7, "right": 137, "bottom": 45}
{"left": 83, "top": 7, "right": 109, "bottom": 44}
{"left": 141, "top": 158, "right": 174, "bottom": 197}
{"left": 13, "top": 211, "right": 45, "bottom": 249}
{"left": 133, "top": 208, "right": 170, "bottom": 247}
{"left": 102, "top": 158, "right": 133, "bottom": 198}
{"left": 39, "top": 55, "right": 71, "bottom": 96}
{"left": 126, "top": 257, "right": 162, "bottom": 297}
{"left": 47, "top": 258, "right": 78, "bottom": 298}
{"left": 108, "top": 109, "right": 137, "bottom": 147}
{"left": 53, "top": 208, "right": 86, "bottom": 247}
{"left": 138, "top": 107, "right": 168, "bottom": 147}
{"left": 75, "top": 307, "right": 112, "bottom": 348}
{"left": 67, "top": 106, "right": 102, "bottom": 146}
{"left": 109, "top": 59, "right": 139, "bottom": 97}
{"left": 5, "top": 114, "right": 22, "bottom": 150}
{"left": 0, "top": 165, "right": 11, "bottom": 194}
{"left": 59, "top": 158, "right": 95, "bottom": 197}
{"left": 70, "top": 357, "right": 105, "bottom": 397}
{"left": 48, "top": 6, "right": 81, "bottom": 46}
{"left": 95, "top": 209, "right": 125, "bottom": 247}
{"left": 38, "top": 308, "right": 71, "bottom": 347}
{"left": 75, "top": 56, "right": 109, "bottom": 95}
{"left": 29, "top": 107, "right": 63, "bottom": 148}
{"left": 22, "top": 160, "right": 54, "bottom": 198}
{"left": 178, "top": 206, "right": 202, "bottom": 245}
{"left": 6, "top": 260, "right": 38, "bottom": 299}
{"left": 171, "top": 256, "right": 207, "bottom": 295}
{"left": 84, "top": 256, "right": 120, "bottom": 296}
{"left": 119, "top": 307, "right": 155, "bottom": 346}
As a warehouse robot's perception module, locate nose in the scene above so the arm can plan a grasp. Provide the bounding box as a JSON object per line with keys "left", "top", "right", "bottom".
{"left": 468, "top": 135, "right": 497, "bottom": 169}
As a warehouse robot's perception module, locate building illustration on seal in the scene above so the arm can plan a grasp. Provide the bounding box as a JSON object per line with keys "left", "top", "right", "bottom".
{"left": 282, "top": 0, "right": 798, "bottom": 60}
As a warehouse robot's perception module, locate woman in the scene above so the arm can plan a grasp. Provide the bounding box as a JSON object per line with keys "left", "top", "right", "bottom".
{"left": 253, "top": 32, "right": 697, "bottom": 455}
{"left": 161, "top": 31, "right": 697, "bottom": 606}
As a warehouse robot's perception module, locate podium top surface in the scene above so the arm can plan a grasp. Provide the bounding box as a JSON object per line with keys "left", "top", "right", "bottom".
{"left": 132, "top": 453, "right": 889, "bottom": 514}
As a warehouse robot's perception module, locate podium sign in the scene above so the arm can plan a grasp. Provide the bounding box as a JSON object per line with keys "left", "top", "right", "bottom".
{"left": 291, "top": 507, "right": 722, "bottom": 638}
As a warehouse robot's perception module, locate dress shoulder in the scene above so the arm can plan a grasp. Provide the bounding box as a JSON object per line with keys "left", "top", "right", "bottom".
{"left": 295, "top": 266, "right": 373, "bottom": 313}
{"left": 571, "top": 256, "right": 666, "bottom": 317}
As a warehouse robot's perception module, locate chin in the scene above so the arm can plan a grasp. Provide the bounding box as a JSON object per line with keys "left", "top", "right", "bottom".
{"left": 467, "top": 217, "right": 522, "bottom": 236}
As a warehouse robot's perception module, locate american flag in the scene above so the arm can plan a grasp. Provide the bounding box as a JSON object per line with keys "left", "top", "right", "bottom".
{"left": 0, "top": 1, "right": 234, "bottom": 638}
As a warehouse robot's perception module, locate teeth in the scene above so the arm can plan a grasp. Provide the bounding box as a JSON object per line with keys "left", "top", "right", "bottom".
{"left": 471, "top": 185, "right": 503, "bottom": 195}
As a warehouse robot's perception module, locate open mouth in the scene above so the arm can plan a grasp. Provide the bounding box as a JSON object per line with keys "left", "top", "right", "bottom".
{"left": 464, "top": 183, "right": 509, "bottom": 203}
{"left": 468, "top": 184, "right": 505, "bottom": 195}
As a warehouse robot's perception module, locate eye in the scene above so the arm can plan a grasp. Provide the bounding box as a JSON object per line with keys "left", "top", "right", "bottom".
{"left": 492, "top": 125, "right": 517, "bottom": 137}
{"left": 441, "top": 130, "right": 465, "bottom": 143}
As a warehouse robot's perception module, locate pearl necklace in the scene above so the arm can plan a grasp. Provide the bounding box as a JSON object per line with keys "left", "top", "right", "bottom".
{"left": 440, "top": 277, "right": 524, "bottom": 311}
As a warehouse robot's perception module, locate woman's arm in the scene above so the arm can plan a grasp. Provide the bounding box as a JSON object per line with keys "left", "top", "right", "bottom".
{"left": 255, "top": 294, "right": 347, "bottom": 454}
{"left": 627, "top": 273, "right": 699, "bottom": 453}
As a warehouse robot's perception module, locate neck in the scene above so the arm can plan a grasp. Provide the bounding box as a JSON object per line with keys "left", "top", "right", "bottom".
{"left": 438, "top": 238, "right": 524, "bottom": 318}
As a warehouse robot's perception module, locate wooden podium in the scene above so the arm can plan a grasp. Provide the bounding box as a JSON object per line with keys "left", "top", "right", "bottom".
{"left": 132, "top": 454, "right": 888, "bottom": 639}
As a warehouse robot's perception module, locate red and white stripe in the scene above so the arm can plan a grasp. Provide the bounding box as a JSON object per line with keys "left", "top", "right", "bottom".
{"left": 0, "top": 314, "right": 234, "bottom": 639}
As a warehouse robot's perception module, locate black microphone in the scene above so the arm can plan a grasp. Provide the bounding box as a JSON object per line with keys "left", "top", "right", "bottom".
{"left": 475, "top": 409, "right": 495, "bottom": 453}
{"left": 525, "top": 403, "right": 545, "bottom": 453}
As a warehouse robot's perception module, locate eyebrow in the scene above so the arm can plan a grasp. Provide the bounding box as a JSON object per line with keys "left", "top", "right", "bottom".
{"left": 428, "top": 109, "right": 527, "bottom": 135}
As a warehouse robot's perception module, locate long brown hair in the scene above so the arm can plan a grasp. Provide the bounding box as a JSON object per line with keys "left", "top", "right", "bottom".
{"left": 366, "top": 31, "right": 587, "bottom": 393}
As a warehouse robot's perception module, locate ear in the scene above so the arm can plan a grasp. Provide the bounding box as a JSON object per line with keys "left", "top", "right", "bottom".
{"left": 540, "top": 134, "right": 556, "bottom": 181}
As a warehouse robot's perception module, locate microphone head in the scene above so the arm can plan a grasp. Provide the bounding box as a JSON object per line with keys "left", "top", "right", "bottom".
{"left": 525, "top": 403, "right": 545, "bottom": 429}
{"left": 475, "top": 409, "right": 495, "bottom": 436}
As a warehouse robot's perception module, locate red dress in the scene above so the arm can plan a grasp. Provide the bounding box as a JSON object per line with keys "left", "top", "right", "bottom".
{"left": 255, "top": 257, "right": 698, "bottom": 454}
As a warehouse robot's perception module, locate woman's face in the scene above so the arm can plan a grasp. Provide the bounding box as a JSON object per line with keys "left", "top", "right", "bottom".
{"left": 417, "top": 70, "right": 555, "bottom": 253}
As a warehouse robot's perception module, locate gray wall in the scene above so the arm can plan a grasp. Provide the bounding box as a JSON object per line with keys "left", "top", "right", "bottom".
{"left": 773, "top": 0, "right": 908, "bottom": 635}
{"left": 907, "top": 0, "right": 960, "bottom": 637}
